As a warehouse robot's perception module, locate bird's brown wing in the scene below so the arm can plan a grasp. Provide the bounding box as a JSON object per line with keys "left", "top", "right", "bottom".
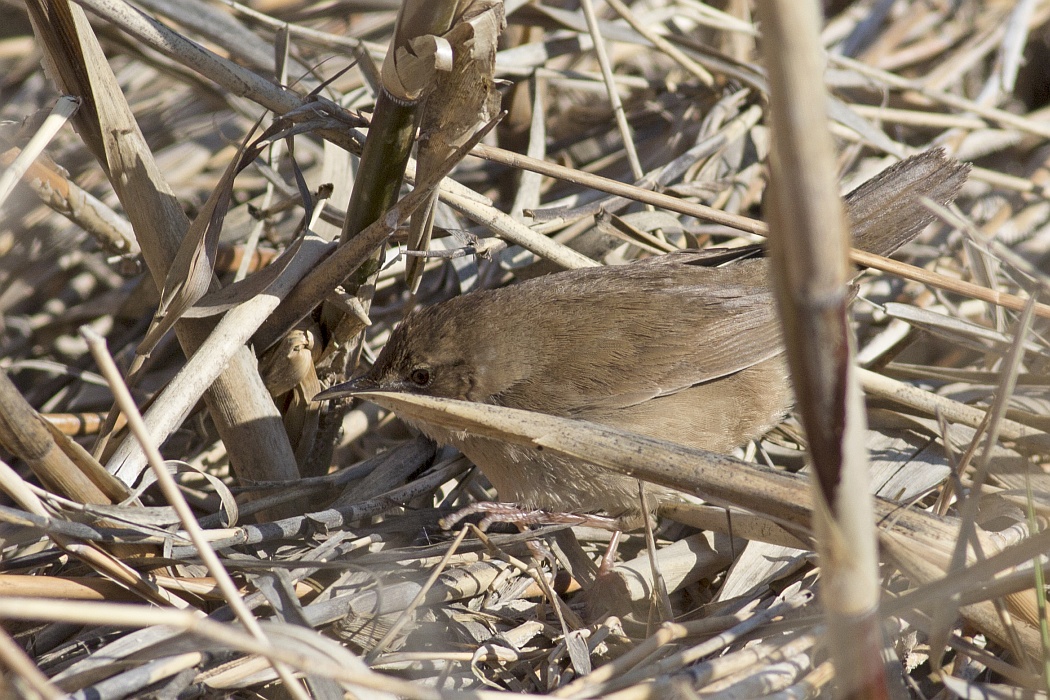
{"left": 493, "top": 256, "right": 783, "bottom": 414}
{"left": 562, "top": 148, "right": 971, "bottom": 412}
{"left": 586, "top": 259, "right": 783, "bottom": 411}
{"left": 491, "top": 150, "right": 969, "bottom": 415}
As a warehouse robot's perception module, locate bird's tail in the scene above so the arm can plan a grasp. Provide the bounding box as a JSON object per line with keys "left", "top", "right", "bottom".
{"left": 844, "top": 148, "right": 970, "bottom": 258}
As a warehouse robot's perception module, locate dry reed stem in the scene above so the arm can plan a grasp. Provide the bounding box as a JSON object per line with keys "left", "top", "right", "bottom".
{"left": 758, "top": 1, "right": 883, "bottom": 695}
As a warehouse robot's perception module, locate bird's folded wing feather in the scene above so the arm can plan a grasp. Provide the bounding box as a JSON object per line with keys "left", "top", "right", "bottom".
{"left": 495, "top": 259, "right": 781, "bottom": 414}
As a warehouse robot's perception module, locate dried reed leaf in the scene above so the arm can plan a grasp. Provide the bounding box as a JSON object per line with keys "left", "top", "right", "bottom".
{"left": 406, "top": 0, "right": 505, "bottom": 291}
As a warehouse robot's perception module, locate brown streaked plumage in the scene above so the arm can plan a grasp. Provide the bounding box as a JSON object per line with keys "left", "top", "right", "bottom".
{"left": 318, "top": 150, "right": 969, "bottom": 528}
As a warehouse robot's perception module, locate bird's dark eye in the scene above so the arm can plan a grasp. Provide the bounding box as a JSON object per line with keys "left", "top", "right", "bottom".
{"left": 409, "top": 367, "right": 432, "bottom": 387}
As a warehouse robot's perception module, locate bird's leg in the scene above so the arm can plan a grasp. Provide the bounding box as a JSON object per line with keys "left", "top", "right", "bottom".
{"left": 441, "top": 503, "right": 626, "bottom": 575}
{"left": 596, "top": 529, "right": 623, "bottom": 577}
{"left": 439, "top": 502, "right": 620, "bottom": 532}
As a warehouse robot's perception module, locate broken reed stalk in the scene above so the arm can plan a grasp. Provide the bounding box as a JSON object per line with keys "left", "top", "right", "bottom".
{"left": 25, "top": 0, "right": 301, "bottom": 501}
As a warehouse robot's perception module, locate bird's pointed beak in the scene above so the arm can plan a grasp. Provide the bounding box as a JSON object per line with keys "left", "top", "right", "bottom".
{"left": 313, "top": 375, "right": 381, "bottom": 401}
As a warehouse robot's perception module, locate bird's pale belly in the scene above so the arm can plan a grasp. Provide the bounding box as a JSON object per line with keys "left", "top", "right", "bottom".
{"left": 406, "top": 355, "right": 793, "bottom": 529}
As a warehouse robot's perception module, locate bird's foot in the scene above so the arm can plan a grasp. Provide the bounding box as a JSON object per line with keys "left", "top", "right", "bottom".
{"left": 439, "top": 502, "right": 620, "bottom": 533}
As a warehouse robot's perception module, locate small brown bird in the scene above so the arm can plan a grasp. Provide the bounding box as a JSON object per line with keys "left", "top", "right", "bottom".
{"left": 318, "top": 150, "right": 968, "bottom": 529}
